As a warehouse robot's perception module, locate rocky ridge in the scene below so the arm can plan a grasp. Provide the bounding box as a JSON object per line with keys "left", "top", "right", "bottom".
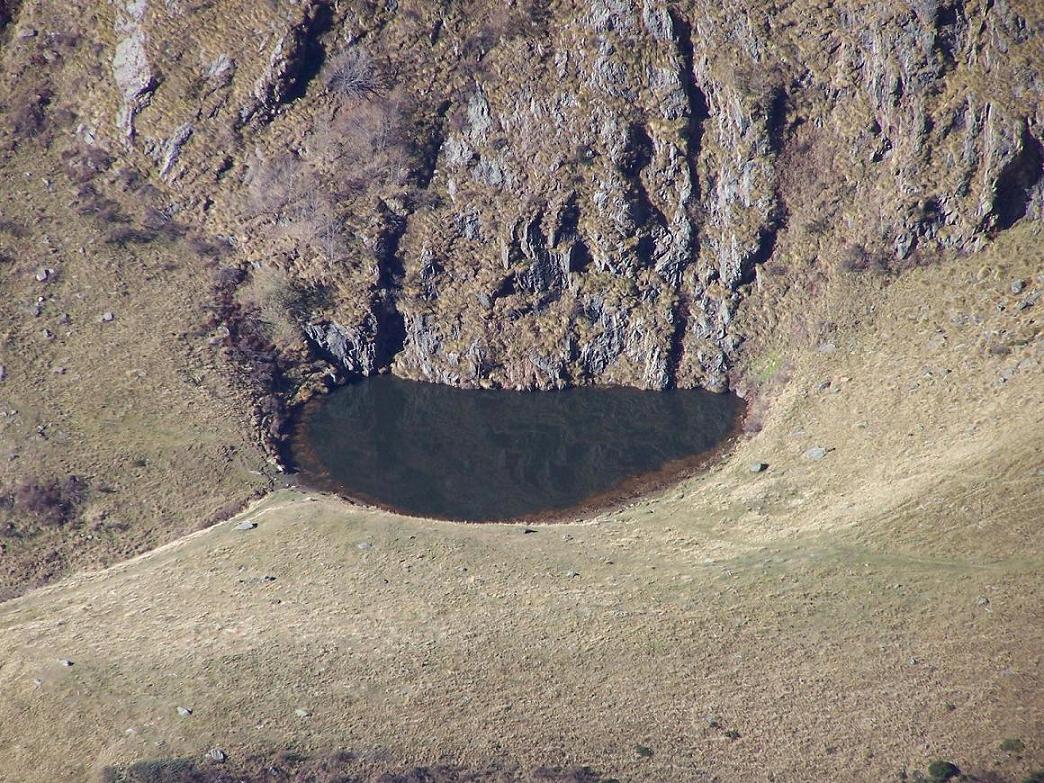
{"left": 1, "top": 0, "right": 1040, "bottom": 398}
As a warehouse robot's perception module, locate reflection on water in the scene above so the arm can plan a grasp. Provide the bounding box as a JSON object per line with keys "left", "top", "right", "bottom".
{"left": 290, "top": 375, "right": 741, "bottom": 521}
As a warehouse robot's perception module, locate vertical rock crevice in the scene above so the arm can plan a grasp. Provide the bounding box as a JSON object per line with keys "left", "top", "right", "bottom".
{"left": 991, "top": 124, "right": 1044, "bottom": 232}
{"left": 241, "top": 0, "right": 334, "bottom": 127}
{"left": 371, "top": 97, "right": 452, "bottom": 372}
{"left": 372, "top": 205, "right": 408, "bottom": 369}
{"left": 668, "top": 10, "right": 710, "bottom": 204}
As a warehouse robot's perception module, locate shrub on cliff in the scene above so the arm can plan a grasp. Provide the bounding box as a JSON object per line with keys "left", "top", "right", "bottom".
{"left": 325, "top": 48, "right": 379, "bottom": 100}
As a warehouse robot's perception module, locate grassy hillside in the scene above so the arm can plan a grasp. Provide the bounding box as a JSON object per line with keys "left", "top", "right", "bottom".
{"left": 1, "top": 225, "right": 1040, "bottom": 781}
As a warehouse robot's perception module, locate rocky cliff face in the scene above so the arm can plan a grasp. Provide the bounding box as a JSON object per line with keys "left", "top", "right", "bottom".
{"left": 2, "top": 0, "right": 1040, "bottom": 396}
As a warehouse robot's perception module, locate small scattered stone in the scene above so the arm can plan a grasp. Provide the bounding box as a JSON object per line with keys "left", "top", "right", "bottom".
{"left": 206, "top": 748, "right": 227, "bottom": 764}
{"left": 233, "top": 520, "right": 257, "bottom": 530}
{"left": 805, "top": 446, "right": 829, "bottom": 461}
{"left": 35, "top": 268, "right": 51, "bottom": 282}
{"left": 749, "top": 462, "right": 768, "bottom": 473}
{"left": 100, "top": 311, "right": 115, "bottom": 322}
{"left": 565, "top": 570, "right": 580, "bottom": 578}
{"left": 1016, "top": 292, "right": 1039, "bottom": 311}
{"left": 976, "top": 595, "right": 991, "bottom": 609}
{"left": 17, "top": 28, "right": 38, "bottom": 39}
{"left": 521, "top": 527, "right": 537, "bottom": 534}
{"left": 294, "top": 708, "right": 310, "bottom": 718}
{"left": 561, "top": 533, "right": 573, "bottom": 541}
{"left": 176, "top": 706, "right": 192, "bottom": 717}
{"left": 1010, "top": 279, "right": 1025, "bottom": 295}
{"left": 207, "top": 325, "right": 230, "bottom": 345}
{"left": 58, "top": 659, "right": 73, "bottom": 667}
{"left": 357, "top": 542, "right": 373, "bottom": 550}
{"left": 0, "top": 365, "right": 5, "bottom": 382}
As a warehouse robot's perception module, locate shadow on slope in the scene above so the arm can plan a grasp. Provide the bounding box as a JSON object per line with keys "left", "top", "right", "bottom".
{"left": 103, "top": 753, "right": 617, "bottom": 783}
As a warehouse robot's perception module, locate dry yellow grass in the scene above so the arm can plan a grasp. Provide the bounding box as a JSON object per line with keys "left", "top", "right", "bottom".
{"left": 0, "top": 144, "right": 271, "bottom": 598}
{"left": 0, "top": 224, "right": 1040, "bottom": 782}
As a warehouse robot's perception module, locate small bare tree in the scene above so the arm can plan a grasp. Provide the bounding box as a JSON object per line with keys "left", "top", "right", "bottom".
{"left": 245, "top": 153, "right": 313, "bottom": 220}
{"left": 292, "top": 188, "right": 346, "bottom": 264}
{"left": 245, "top": 153, "right": 347, "bottom": 264}
{"left": 240, "top": 46, "right": 414, "bottom": 268}
{"left": 325, "top": 48, "right": 379, "bottom": 100}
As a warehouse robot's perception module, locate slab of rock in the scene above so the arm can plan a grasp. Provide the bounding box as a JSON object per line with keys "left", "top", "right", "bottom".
{"left": 749, "top": 462, "right": 768, "bottom": 473}
{"left": 206, "top": 748, "right": 227, "bottom": 764}
{"left": 305, "top": 320, "right": 378, "bottom": 376}
{"left": 234, "top": 520, "right": 257, "bottom": 530}
{"left": 112, "top": 0, "right": 154, "bottom": 139}
{"left": 804, "top": 447, "right": 829, "bottom": 461}
{"left": 100, "top": 311, "right": 115, "bottom": 323}
{"left": 58, "top": 659, "right": 73, "bottom": 667}
{"left": 176, "top": 706, "right": 192, "bottom": 717}
{"left": 159, "top": 122, "right": 194, "bottom": 180}
{"left": 294, "top": 708, "right": 310, "bottom": 718}
{"left": 1011, "top": 279, "right": 1025, "bottom": 294}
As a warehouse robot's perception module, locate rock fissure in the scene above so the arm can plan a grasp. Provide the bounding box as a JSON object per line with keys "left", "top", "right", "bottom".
{"left": 240, "top": 0, "right": 335, "bottom": 127}
{"left": 31, "top": 0, "right": 1039, "bottom": 399}
{"left": 991, "top": 124, "right": 1044, "bottom": 232}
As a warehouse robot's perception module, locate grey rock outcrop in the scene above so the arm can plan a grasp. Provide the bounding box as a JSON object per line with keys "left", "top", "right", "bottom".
{"left": 158, "top": 122, "right": 193, "bottom": 179}
{"left": 305, "top": 318, "right": 378, "bottom": 376}
{"left": 111, "top": 0, "right": 154, "bottom": 140}
{"left": 43, "top": 0, "right": 1042, "bottom": 395}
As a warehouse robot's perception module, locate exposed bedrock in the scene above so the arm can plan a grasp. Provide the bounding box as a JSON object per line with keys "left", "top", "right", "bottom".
{"left": 385, "top": 0, "right": 1043, "bottom": 391}
{"left": 32, "top": 0, "right": 1041, "bottom": 393}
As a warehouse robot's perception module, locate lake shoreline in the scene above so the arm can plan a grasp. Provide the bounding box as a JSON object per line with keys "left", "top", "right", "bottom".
{"left": 284, "top": 376, "right": 748, "bottom": 524}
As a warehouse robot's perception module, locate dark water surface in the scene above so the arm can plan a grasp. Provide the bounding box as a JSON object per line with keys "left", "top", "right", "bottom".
{"left": 290, "top": 375, "right": 741, "bottom": 521}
